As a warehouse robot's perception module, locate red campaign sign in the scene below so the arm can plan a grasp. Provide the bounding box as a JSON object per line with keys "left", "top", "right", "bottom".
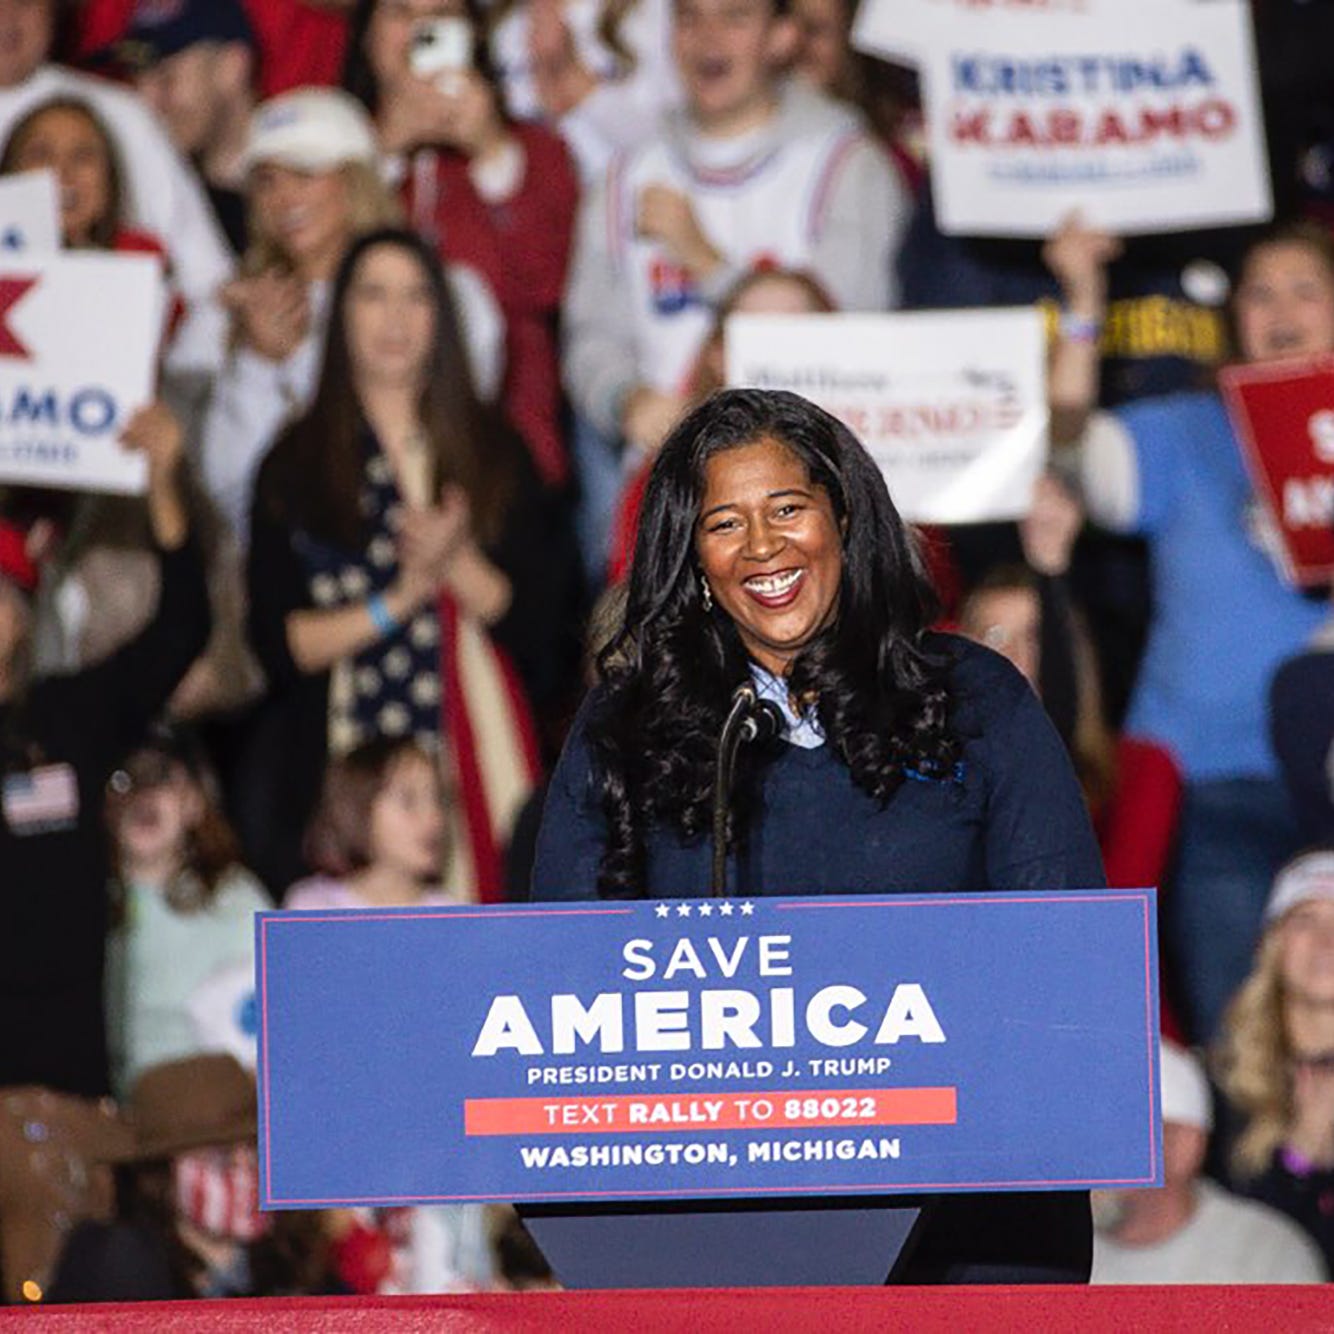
{"left": 1220, "top": 356, "right": 1334, "bottom": 586}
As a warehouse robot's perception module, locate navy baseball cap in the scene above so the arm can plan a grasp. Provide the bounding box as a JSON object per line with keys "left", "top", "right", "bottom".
{"left": 111, "top": 0, "right": 255, "bottom": 70}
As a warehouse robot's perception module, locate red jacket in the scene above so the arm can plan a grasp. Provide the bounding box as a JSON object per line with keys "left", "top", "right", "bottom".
{"left": 404, "top": 123, "right": 578, "bottom": 489}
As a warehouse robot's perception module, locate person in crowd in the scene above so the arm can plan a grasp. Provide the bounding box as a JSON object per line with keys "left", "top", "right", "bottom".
{"left": 561, "top": 0, "right": 907, "bottom": 581}
{"left": 200, "top": 84, "right": 503, "bottom": 547}
{"left": 344, "top": 0, "right": 580, "bottom": 490}
{"left": 286, "top": 737, "right": 497, "bottom": 1293}
{"left": 0, "top": 0, "right": 231, "bottom": 375}
{"left": 0, "top": 401, "right": 210, "bottom": 1099}
{"left": 1271, "top": 636, "right": 1334, "bottom": 846}
{"left": 46, "top": 1054, "right": 332, "bottom": 1300}
{"left": 487, "top": 0, "right": 680, "bottom": 182}
{"left": 1091, "top": 1040, "right": 1325, "bottom": 1283}
{"left": 787, "top": 0, "right": 921, "bottom": 191}
{"left": 534, "top": 387, "right": 1102, "bottom": 1281}
{"left": 103, "top": 727, "right": 269, "bottom": 1096}
{"left": 1215, "top": 848, "right": 1334, "bottom": 1274}
{"left": 1049, "top": 218, "right": 1333, "bottom": 1044}
{"left": 71, "top": 0, "right": 354, "bottom": 100}
{"left": 247, "top": 226, "right": 576, "bottom": 899}
{"left": 0, "top": 96, "right": 168, "bottom": 261}
{"left": 113, "top": 0, "right": 259, "bottom": 255}
{"left": 897, "top": 193, "right": 1247, "bottom": 727}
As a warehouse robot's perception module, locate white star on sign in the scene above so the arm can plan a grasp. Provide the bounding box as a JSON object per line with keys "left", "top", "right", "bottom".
{"left": 655, "top": 904, "right": 670, "bottom": 918}
{"left": 676, "top": 903, "right": 692, "bottom": 916}
{"left": 698, "top": 902, "right": 714, "bottom": 916}
{"left": 719, "top": 902, "right": 735, "bottom": 916}
{"left": 739, "top": 902, "right": 755, "bottom": 916}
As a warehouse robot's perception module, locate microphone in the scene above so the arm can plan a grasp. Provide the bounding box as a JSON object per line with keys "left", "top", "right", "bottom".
{"left": 711, "top": 683, "right": 786, "bottom": 896}
{"left": 738, "top": 691, "right": 786, "bottom": 746}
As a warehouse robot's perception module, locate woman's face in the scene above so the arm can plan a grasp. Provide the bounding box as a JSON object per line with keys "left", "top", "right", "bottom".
{"left": 695, "top": 436, "right": 844, "bottom": 676}
{"left": 1279, "top": 899, "right": 1334, "bottom": 1006}
{"left": 343, "top": 242, "right": 437, "bottom": 388}
{"left": 250, "top": 162, "right": 351, "bottom": 277}
{"left": 111, "top": 761, "right": 202, "bottom": 875}
{"left": 10, "top": 106, "right": 111, "bottom": 247}
{"left": 958, "top": 586, "right": 1041, "bottom": 689}
{"left": 366, "top": 0, "right": 466, "bottom": 91}
{"left": 1234, "top": 241, "right": 1334, "bottom": 365}
{"left": 367, "top": 753, "right": 447, "bottom": 881}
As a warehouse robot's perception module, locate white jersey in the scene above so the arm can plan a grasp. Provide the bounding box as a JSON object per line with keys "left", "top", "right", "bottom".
{"left": 607, "top": 109, "right": 870, "bottom": 396}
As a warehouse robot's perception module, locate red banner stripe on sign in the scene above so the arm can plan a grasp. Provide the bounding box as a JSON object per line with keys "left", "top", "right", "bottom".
{"left": 464, "top": 1087, "right": 958, "bottom": 1136}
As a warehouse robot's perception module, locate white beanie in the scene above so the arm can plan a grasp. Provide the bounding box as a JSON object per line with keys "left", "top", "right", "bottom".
{"left": 1263, "top": 850, "right": 1334, "bottom": 926}
{"left": 1160, "top": 1039, "right": 1212, "bottom": 1131}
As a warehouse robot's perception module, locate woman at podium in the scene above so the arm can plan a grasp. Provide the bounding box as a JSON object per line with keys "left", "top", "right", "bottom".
{"left": 533, "top": 387, "right": 1105, "bottom": 1282}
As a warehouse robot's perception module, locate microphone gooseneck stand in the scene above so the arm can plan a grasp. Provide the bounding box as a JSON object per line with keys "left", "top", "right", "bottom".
{"left": 710, "top": 683, "right": 784, "bottom": 897}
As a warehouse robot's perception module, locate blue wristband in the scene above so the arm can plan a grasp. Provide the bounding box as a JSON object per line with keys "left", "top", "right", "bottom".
{"left": 367, "top": 592, "right": 400, "bottom": 637}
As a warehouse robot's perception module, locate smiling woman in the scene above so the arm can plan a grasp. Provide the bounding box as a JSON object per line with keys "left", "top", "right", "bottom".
{"left": 532, "top": 387, "right": 1106, "bottom": 1283}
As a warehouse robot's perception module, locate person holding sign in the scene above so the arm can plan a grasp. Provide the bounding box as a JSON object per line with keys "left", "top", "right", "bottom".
{"left": 1048, "top": 218, "right": 1333, "bottom": 1046}
{"left": 533, "top": 387, "right": 1103, "bottom": 1282}
{"left": 0, "top": 401, "right": 209, "bottom": 1099}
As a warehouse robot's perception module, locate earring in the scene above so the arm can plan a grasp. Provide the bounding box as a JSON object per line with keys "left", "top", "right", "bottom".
{"left": 700, "top": 576, "right": 713, "bottom": 612}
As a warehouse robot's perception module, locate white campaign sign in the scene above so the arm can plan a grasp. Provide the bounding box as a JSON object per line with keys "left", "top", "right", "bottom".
{"left": 0, "top": 171, "right": 60, "bottom": 254}
{"left": 0, "top": 251, "right": 164, "bottom": 493}
{"left": 725, "top": 309, "right": 1047, "bottom": 525}
{"left": 913, "top": 0, "right": 1272, "bottom": 237}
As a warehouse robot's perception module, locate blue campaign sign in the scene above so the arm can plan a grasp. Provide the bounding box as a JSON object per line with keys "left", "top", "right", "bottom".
{"left": 256, "top": 890, "right": 1161, "bottom": 1208}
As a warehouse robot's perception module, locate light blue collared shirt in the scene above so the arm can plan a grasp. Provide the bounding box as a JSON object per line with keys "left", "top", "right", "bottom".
{"left": 749, "top": 663, "right": 825, "bottom": 749}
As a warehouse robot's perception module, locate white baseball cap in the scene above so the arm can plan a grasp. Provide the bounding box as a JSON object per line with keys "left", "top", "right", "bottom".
{"left": 1160, "top": 1039, "right": 1212, "bottom": 1131}
{"left": 242, "top": 88, "right": 379, "bottom": 174}
{"left": 1263, "top": 849, "right": 1334, "bottom": 926}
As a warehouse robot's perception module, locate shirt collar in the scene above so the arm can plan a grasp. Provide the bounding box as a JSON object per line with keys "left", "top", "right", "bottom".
{"left": 748, "top": 662, "right": 825, "bottom": 749}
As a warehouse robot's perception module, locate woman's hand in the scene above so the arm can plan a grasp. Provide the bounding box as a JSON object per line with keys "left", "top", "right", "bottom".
{"left": 1021, "top": 473, "right": 1084, "bottom": 576}
{"left": 378, "top": 76, "right": 462, "bottom": 156}
{"left": 1042, "top": 213, "right": 1122, "bottom": 320}
{"left": 394, "top": 486, "right": 472, "bottom": 606}
{"left": 434, "top": 71, "right": 508, "bottom": 159}
{"left": 222, "top": 271, "right": 310, "bottom": 363}
{"left": 121, "top": 402, "right": 187, "bottom": 549}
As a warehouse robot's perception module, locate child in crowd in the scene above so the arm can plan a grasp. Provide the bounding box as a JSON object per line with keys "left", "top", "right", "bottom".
{"left": 287, "top": 737, "right": 456, "bottom": 913}
{"left": 562, "top": 0, "right": 906, "bottom": 576}
{"left": 285, "top": 738, "right": 497, "bottom": 1293}
{"left": 104, "top": 728, "right": 269, "bottom": 1097}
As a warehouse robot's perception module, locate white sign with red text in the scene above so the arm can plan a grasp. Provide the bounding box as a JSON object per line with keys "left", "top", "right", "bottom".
{"left": 0, "top": 170, "right": 60, "bottom": 254}
{"left": 0, "top": 251, "right": 163, "bottom": 493}
{"left": 903, "top": 0, "right": 1271, "bottom": 237}
{"left": 725, "top": 308, "right": 1046, "bottom": 524}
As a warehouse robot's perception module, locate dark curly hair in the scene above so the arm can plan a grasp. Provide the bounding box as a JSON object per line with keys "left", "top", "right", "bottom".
{"left": 589, "top": 388, "right": 959, "bottom": 898}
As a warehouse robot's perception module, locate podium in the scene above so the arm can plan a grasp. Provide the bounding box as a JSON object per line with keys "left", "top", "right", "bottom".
{"left": 519, "top": 1197, "right": 922, "bottom": 1287}
{"left": 255, "top": 890, "right": 1160, "bottom": 1288}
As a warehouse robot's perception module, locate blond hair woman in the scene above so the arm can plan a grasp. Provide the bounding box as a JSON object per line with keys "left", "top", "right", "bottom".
{"left": 1215, "top": 848, "right": 1334, "bottom": 1273}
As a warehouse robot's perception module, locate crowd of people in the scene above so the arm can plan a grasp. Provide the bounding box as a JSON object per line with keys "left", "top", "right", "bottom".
{"left": 2, "top": 0, "right": 1334, "bottom": 1302}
